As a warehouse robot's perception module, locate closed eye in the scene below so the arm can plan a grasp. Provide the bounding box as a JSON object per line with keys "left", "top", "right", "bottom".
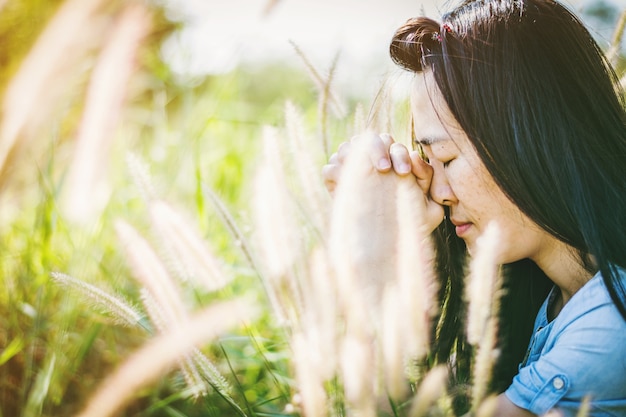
{"left": 443, "top": 159, "right": 453, "bottom": 168}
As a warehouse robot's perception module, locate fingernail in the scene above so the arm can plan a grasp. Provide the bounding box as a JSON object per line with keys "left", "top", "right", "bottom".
{"left": 378, "top": 158, "right": 391, "bottom": 170}
{"left": 398, "top": 162, "right": 410, "bottom": 173}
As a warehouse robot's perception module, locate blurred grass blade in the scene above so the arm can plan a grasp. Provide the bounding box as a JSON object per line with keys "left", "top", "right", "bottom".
{"left": 51, "top": 272, "right": 145, "bottom": 329}
{"left": 23, "top": 354, "right": 56, "bottom": 417}
{"left": 607, "top": 10, "right": 626, "bottom": 66}
{"left": 75, "top": 299, "right": 257, "bottom": 417}
{"left": 0, "top": 0, "right": 106, "bottom": 178}
{"left": 61, "top": 3, "right": 152, "bottom": 223}
{"left": 0, "top": 337, "right": 24, "bottom": 366}
{"left": 115, "top": 219, "right": 187, "bottom": 327}
{"left": 149, "top": 200, "right": 232, "bottom": 292}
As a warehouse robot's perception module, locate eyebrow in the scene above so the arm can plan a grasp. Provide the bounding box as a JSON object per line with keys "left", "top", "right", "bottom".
{"left": 415, "top": 136, "right": 450, "bottom": 146}
{"left": 409, "top": 116, "right": 450, "bottom": 148}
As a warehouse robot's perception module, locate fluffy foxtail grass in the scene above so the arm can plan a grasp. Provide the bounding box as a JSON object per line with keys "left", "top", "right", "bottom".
{"left": 290, "top": 41, "right": 346, "bottom": 156}
{"left": 466, "top": 222, "right": 504, "bottom": 408}
{"left": 328, "top": 136, "right": 390, "bottom": 415}
{"left": 115, "top": 219, "right": 187, "bottom": 327}
{"left": 353, "top": 103, "right": 367, "bottom": 136}
{"left": 382, "top": 170, "right": 438, "bottom": 400}
{"left": 147, "top": 280, "right": 232, "bottom": 400}
{"left": 50, "top": 272, "right": 144, "bottom": 329}
{"left": 292, "top": 332, "right": 329, "bottom": 417}
{"left": 127, "top": 152, "right": 157, "bottom": 202}
{"left": 74, "top": 299, "right": 256, "bottom": 417}
{"left": 608, "top": 10, "right": 626, "bottom": 67}
{"left": 60, "top": 3, "right": 151, "bottom": 223}
{"left": 128, "top": 237, "right": 232, "bottom": 399}
{"left": 466, "top": 223, "right": 502, "bottom": 346}
{"left": 409, "top": 366, "right": 449, "bottom": 417}
{"left": 0, "top": 0, "right": 105, "bottom": 176}
{"left": 253, "top": 126, "right": 303, "bottom": 323}
{"left": 284, "top": 102, "right": 331, "bottom": 235}
{"left": 149, "top": 200, "right": 232, "bottom": 292}
{"left": 325, "top": 131, "right": 441, "bottom": 413}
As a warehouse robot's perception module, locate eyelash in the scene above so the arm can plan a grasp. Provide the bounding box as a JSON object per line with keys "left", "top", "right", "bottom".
{"left": 443, "top": 160, "right": 452, "bottom": 168}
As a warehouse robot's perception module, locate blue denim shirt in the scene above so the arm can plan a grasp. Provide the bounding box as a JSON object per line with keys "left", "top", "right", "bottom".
{"left": 505, "top": 269, "right": 626, "bottom": 416}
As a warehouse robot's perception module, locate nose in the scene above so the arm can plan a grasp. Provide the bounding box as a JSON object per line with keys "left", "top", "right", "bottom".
{"left": 429, "top": 169, "right": 456, "bottom": 206}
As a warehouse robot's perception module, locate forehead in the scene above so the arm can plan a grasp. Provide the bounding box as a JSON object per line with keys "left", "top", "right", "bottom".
{"left": 410, "top": 72, "right": 465, "bottom": 141}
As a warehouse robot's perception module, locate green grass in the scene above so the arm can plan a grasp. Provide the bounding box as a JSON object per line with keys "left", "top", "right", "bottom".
{"left": 0, "top": 1, "right": 624, "bottom": 416}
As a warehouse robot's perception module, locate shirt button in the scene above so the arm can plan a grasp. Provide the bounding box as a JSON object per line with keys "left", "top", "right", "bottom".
{"left": 553, "top": 377, "right": 565, "bottom": 390}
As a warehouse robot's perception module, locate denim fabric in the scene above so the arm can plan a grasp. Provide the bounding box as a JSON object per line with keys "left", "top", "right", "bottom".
{"left": 505, "top": 269, "right": 626, "bottom": 416}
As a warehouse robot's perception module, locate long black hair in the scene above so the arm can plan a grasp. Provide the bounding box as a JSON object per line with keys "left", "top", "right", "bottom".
{"left": 390, "top": 0, "right": 626, "bottom": 405}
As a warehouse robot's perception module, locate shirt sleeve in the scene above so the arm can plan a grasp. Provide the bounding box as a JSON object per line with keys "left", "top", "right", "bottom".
{"left": 505, "top": 301, "right": 626, "bottom": 416}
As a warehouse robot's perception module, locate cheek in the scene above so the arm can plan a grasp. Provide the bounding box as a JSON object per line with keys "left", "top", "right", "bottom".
{"left": 446, "top": 161, "right": 482, "bottom": 202}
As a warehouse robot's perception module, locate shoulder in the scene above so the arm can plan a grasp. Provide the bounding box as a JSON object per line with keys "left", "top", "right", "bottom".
{"left": 505, "top": 269, "right": 626, "bottom": 416}
{"left": 553, "top": 270, "right": 625, "bottom": 334}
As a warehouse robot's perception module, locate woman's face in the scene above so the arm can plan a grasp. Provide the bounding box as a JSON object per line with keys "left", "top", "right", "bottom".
{"left": 411, "top": 73, "right": 552, "bottom": 264}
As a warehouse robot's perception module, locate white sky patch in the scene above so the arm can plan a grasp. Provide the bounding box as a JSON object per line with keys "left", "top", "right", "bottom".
{"left": 159, "top": 0, "right": 624, "bottom": 92}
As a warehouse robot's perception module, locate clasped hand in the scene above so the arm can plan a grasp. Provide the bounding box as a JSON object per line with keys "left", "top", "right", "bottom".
{"left": 322, "top": 132, "right": 445, "bottom": 235}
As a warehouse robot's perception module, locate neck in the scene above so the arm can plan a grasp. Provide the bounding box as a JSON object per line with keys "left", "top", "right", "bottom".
{"left": 531, "top": 237, "right": 593, "bottom": 307}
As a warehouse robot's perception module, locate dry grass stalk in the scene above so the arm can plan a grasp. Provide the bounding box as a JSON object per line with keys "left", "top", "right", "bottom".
{"left": 189, "top": 348, "right": 231, "bottom": 396}
{"left": 395, "top": 170, "right": 438, "bottom": 359}
{"left": 300, "top": 248, "right": 339, "bottom": 380}
{"left": 576, "top": 396, "right": 591, "bottom": 417}
{"left": 466, "top": 222, "right": 504, "bottom": 408}
{"left": 292, "top": 332, "right": 329, "bottom": 417}
{"left": 607, "top": 10, "right": 626, "bottom": 66}
{"left": 466, "top": 222, "right": 502, "bottom": 345}
{"left": 149, "top": 200, "right": 231, "bottom": 292}
{"left": 471, "top": 316, "right": 499, "bottom": 409}
{"left": 284, "top": 102, "right": 330, "bottom": 235}
{"left": 139, "top": 288, "right": 168, "bottom": 333}
{"left": 329, "top": 133, "right": 398, "bottom": 309}
{"left": 328, "top": 133, "right": 407, "bottom": 414}
{"left": 74, "top": 299, "right": 256, "bottom": 417}
{"left": 115, "top": 219, "right": 187, "bottom": 327}
{"left": 381, "top": 285, "right": 407, "bottom": 400}
{"left": 340, "top": 333, "right": 377, "bottom": 417}
{"left": 353, "top": 103, "right": 367, "bottom": 136}
{"left": 0, "top": 0, "right": 108, "bottom": 178}
{"left": 381, "top": 174, "right": 438, "bottom": 400}
{"left": 61, "top": 3, "right": 151, "bottom": 223}
{"left": 139, "top": 287, "right": 230, "bottom": 399}
{"left": 51, "top": 272, "right": 143, "bottom": 328}
{"left": 127, "top": 152, "right": 157, "bottom": 202}
{"left": 409, "top": 365, "right": 448, "bottom": 417}
{"left": 252, "top": 126, "right": 303, "bottom": 323}
{"left": 365, "top": 79, "right": 393, "bottom": 134}
{"left": 317, "top": 51, "right": 342, "bottom": 155}
{"left": 289, "top": 41, "right": 346, "bottom": 120}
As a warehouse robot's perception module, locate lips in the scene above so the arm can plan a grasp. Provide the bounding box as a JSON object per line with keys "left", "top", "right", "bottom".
{"left": 450, "top": 218, "right": 472, "bottom": 237}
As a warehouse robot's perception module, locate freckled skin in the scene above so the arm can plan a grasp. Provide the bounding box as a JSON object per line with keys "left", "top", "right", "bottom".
{"left": 323, "top": 74, "right": 592, "bottom": 417}
{"left": 412, "top": 73, "right": 556, "bottom": 268}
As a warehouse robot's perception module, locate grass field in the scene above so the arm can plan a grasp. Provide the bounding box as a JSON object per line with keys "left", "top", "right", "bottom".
{"left": 0, "top": 0, "right": 624, "bottom": 416}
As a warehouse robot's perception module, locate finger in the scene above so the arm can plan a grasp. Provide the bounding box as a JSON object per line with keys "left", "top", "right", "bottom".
{"left": 379, "top": 132, "right": 395, "bottom": 149}
{"left": 328, "top": 152, "right": 339, "bottom": 165}
{"left": 337, "top": 141, "right": 351, "bottom": 163}
{"left": 389, "top": 142, "right": 412, "bottom": 175}
{"left": 361, "top": 132, "right": 392, "bottom": 172}
{"left": 322, "top": 164, "right": 340, "bottom": 194}
{"left": 322, "top": 163, "right": 341, "bottom": 184}
{"left": 409, "top": 150, "right": 434, "bottom": 194}
{"left": 425, "top": 199, "right": 445, "bottom": 231}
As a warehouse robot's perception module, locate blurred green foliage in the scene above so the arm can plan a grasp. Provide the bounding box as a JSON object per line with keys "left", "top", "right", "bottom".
{"left": 0, "top": 0, "right": 623, "bottom": 416}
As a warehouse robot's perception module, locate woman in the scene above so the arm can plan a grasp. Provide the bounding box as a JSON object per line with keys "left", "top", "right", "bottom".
{"left": 322, "top": 0, "right": 626, "bottom": 415}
